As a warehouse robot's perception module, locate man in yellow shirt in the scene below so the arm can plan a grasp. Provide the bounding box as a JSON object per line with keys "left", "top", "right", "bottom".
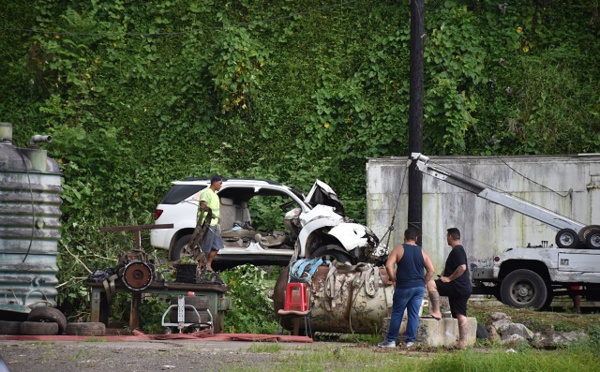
{"left": 197, "top": 174, "right": 224, "bottom": 272}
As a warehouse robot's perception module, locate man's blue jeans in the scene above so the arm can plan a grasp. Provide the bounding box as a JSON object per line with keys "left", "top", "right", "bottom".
{"left": 384, "top": 286, "right": 424, "bottom": 343}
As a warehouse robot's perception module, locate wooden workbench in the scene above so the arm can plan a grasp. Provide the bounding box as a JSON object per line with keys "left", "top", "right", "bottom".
{"left": 87, "top": 280, "right": 229, "bottom": 332}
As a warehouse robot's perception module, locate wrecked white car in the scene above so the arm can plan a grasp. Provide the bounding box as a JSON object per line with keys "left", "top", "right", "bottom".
{"left": 150, "top": 178, "right": 383, "bottom": 268}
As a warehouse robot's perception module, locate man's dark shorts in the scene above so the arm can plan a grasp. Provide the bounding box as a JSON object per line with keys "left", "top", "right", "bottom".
{"left": 201, "top": 226, "right": 224, "bottom": 255}
{"left": 435, "top": 279, "right": 471, "bottom": 317}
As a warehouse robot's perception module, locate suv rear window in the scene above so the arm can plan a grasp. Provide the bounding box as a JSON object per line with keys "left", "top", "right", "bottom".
{"left": 160, "top": 185, "right": 206, "bottom": 204}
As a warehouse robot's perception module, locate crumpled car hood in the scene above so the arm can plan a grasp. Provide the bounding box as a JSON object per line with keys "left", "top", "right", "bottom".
{"left": 305, "top": 179, "right": 345, "bottom": 217}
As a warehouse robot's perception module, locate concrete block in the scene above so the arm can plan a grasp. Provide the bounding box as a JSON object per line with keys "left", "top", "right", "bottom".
{"left": 464, "top": 317, "right": 477, "bottom": 346}
{"left": 416, "top": 317, "right": 477, "bottom": 348}
{"left": 380, "top": 314, "right": 409, "bottom": 340}
{"left": 379, "top": 300, "right": 425, "bottom": 342}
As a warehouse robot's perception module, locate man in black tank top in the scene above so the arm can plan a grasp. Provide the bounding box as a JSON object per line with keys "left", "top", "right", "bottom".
{"left": 378, "top": 228, "right": 435, "bottom": 348}
{"left": 424, "top": 227, "right": 472, "bottom": 349}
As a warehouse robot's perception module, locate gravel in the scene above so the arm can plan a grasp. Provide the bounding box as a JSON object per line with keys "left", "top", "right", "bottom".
{"left": 0, "top": 339, "right": 325, "bottom": 372}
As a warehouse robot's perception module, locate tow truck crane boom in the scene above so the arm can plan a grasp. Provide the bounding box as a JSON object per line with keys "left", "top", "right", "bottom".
{"left": 410, "top": 153, "right": 598, "bottom": 249}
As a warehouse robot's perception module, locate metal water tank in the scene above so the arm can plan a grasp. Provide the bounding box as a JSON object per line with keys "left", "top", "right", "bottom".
{"left": 0, "top": 122, "right": 62, "bottom": 319}
{"left": 274, "top": 263, "right": 422, "bottom": 334}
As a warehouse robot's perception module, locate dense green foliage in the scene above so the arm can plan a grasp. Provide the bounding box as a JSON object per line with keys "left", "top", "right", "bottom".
{"left": 219, "top": 265, "right": 280, "bottom": 334}
{"left": 1, "top": 0, "right": 599, "bottom": 318}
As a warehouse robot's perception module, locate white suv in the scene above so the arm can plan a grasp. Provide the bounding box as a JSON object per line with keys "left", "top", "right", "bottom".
{"left": 150, "top": 178, "right": 383, "bottom": 268}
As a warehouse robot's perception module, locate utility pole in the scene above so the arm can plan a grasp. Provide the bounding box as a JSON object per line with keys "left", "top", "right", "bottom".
{"left": 408, "top": 0, "right": 424, "bottom": 243}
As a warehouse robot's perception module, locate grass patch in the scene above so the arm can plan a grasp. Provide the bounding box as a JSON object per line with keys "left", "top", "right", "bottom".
{"left": 65, "top": 348, "right": 91, "bottom": 360}
{"left": 82, "top": 337, "right": 107, "bottom": 342}
{"left": 247, "top": 342, "right": 284, "bottom": 353}
{"left": 231, "top": 345, "right": 600, "bottom": 372}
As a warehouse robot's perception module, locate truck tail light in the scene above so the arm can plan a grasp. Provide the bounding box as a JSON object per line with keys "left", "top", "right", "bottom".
{"left": 494, "top": 256, "right": 500, "bottom": 262}
{"left": 154, "top": 209, "right": 163, "bottom": 220}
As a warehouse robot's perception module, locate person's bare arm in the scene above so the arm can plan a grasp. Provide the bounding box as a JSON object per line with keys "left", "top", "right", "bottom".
{"left": 422, "top": 249, "right": 435, "bottom": 284}
{"left": 440, "top": 264, "right": 466, "bottom": 282}
{"left": 385, "top": 246, "right": 403, "bottom": 284}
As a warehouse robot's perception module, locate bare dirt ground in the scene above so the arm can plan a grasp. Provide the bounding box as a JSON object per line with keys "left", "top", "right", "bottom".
{"left": 0, "top": 339, "right": 338, "bottom": 372}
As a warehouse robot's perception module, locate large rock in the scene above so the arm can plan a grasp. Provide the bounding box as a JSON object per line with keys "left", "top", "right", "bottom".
{"left": 501, "top": 323, "right": 534, "bottom": 341}
{"left": 487, "top": 325, "right": 501, "bottom": 343}
{"left": 531, "top": 331, "right": 588, "bottom": 349}
{"left": 500, "top": 333, "right": 528, "bottom": 345}
{"left": 562, "top": 331, "right": 587, "bottom": 343}
{"left": 491, "top": 318, "right": 512, "bottom": 333}
{"left": 488, "top": 312, "right": 511, "bottom": 322}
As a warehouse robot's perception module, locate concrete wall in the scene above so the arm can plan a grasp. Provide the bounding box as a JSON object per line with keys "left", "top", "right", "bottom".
{"left": 366, "top": 154, "right": 600, "bottom": 271}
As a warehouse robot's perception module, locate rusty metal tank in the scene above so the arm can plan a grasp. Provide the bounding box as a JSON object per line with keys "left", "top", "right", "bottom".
{"left": 275, "top": 262, "right": 417, "bottom": 334}
{"left": 0, "top": 122, "right": 62, "bottom": 319}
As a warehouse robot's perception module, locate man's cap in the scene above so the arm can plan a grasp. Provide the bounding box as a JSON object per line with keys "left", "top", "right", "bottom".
{"left": 210, "top": 174, "right": 223, "bottom": 183}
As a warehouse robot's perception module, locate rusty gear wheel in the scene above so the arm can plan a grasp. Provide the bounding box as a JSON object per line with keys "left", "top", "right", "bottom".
{"left": 121, "top": 261, "right": 153, "bottom": 291}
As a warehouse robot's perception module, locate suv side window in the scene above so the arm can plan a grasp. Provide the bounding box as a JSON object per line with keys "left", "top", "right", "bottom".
{"left": 160, "top": 185, "right": 206, "bottom": 204}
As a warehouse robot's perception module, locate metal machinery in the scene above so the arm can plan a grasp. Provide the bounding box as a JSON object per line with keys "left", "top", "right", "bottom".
{"left": 117, "top": 249, "right": 154, "bottom": 292}
{"left": 411, "top": 153, "right": 599, "bottom": 249}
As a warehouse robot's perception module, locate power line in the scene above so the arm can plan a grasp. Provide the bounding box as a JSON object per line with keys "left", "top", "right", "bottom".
{"left": 494, "top": 155, "right": 571, "bottom": 197}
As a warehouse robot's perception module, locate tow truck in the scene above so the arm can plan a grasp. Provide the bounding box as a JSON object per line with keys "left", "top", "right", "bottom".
{"left": 411, "top": 153, "right": 600, "bottom": 310}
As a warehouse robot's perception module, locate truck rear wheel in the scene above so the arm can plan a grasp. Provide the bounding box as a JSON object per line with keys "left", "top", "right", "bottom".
{"left": 500, "top": 269, "right": 548, "bottom": 310}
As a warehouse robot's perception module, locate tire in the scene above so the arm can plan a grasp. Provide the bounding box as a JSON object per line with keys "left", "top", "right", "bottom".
{"left": 311, "top": 244, "right": 353, "bottom": 264}
{"left": 476, "top": 323, "right": 489, "bottom": 339}
{"left": 169, "top": 234, "right": 194, "bottom": 262}
{"left": 577, "top": 225, "right": 600, "bottom": 241}
{"left": 20, "top": 321, "right": 59, "bottom": 335}
{"left": 170, "top": 296, "right": 209, "bottom": 310}
{"left": 555, "top": 228, "right": 579, "bottom": 248}
{"left": 28, "top": 307, "right": 67, "bottom": 334}
{"left": 541, "top": 288, "right": 555, "bottom": 311}
{"left": 500, "top": 269, "right": 548, "bottom": 310}
{"left": 0, "top": 320, "right": 22, "bottom": 335}
{"left": 584, "top": 228, "right": 600, "bottom": 249}
{"left": 66, "top": 322, "right": 106, "bottom": 336}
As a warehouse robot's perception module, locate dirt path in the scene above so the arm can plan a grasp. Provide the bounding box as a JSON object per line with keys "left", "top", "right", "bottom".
{"left": 0, "top": 339, "right": 336, "bottom": 372}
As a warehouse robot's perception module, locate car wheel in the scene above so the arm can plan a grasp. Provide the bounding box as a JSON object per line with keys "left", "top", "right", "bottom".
{"left": 311, "top": 244, "right": 352, "bottom": 264}
{"left": 555, "top": 228, "right": 579, "bottom": 248}
{"left": 577, "top": 225, "right": 600, "bottom": 241}
{"left": 170, "top": 234, "right": 195, "bottom": 262}
{"left": 27, "top": 307, "right": 67, "bottom": 334}
{"left": 584, "top": 228, "right": 600, "bottom": 249}
{"left": 541, "top": 289, "right": 554, "bottom": 311}
{"left": 500, "top": 269, "right": 548, "bottom": 310}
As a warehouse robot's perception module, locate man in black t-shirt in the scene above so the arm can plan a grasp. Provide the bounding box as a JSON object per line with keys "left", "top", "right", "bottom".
{"left": 423, "top": 227, "right": 472, "bottom": 349}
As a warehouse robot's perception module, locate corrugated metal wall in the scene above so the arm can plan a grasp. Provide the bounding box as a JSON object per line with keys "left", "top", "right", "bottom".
{"left": 366, "top": 155, "right": 600, "bottom": 270}
{"left": 0, "top": 123, "right": 62, "bottom": 315}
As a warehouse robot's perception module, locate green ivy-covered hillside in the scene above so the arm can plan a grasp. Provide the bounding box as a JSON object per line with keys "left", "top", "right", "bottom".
{"left": 1, "top": 0, "right": 599, "bottom": 314}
